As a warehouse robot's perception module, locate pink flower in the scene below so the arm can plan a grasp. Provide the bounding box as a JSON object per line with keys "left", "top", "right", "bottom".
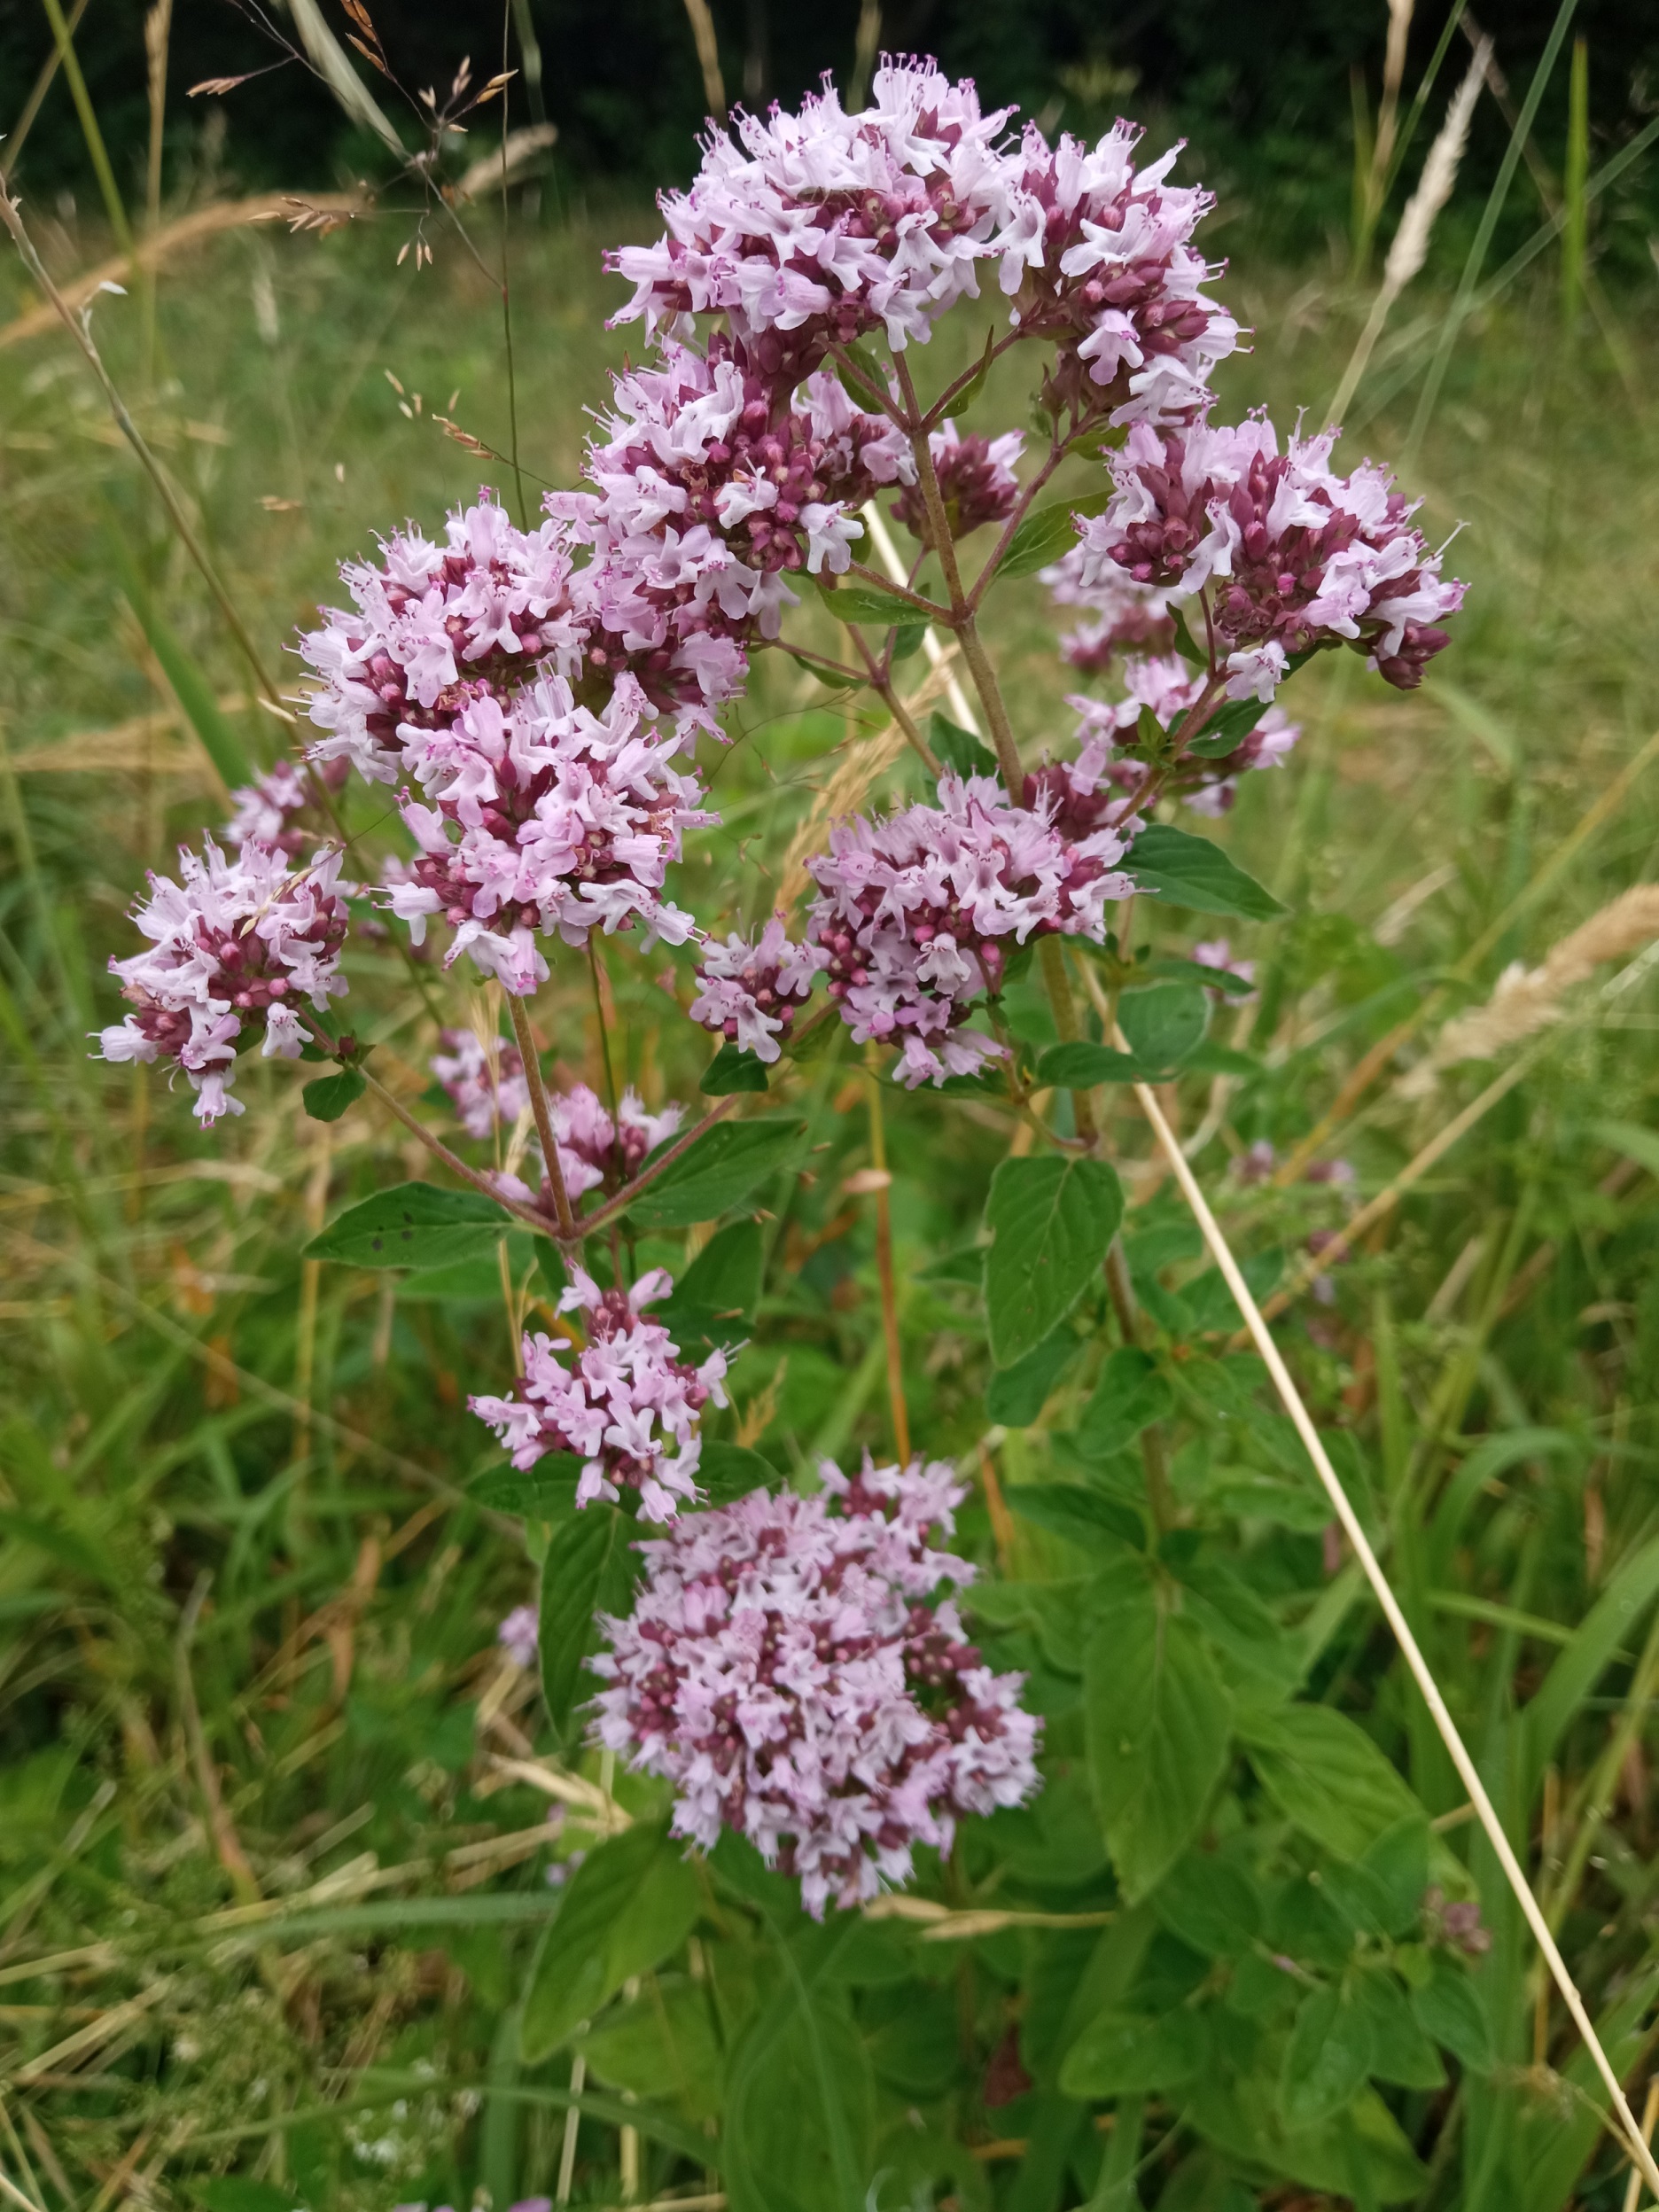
{"left": 431, "top": 1028, "right": 531, "bottom": 1140}
{"left": 590, "top": 1455, "right": 1041, "bottom": 1917}
{"left": 689, "top": 915, "right": 828, "bottom": 1062}
{"left": 606, "top": 59, "right": 1018, "bottom": 367}
{"left": 300, "top": 493, "right": 588, "bottom": 784}
{"left": 222, "top": 757, "right": 347, "bottom": 858}
{"left": 1192, "top": 938, "right": 1256, "bottom": 999}
{"left": 95, "top": 838, "right": 349, "bottom": 1125}
{"left": 498, "top": 1604, "right": 540, "bottom": 1667}
{"left": 549, "top": 1082, "right": 683, "bottom": 1199}
{"left": 808, "top": 769, "right": 1134, "bottom": 1087}
{"left": 1041, "top": 541, "right": 1176, "bottom": 674}
{"left": 1066, "top": 658, "right": 1300, "bottom": 817}
{"left": 383, "top": 672, "right": 710, "bottom": 989}
{"left": 470, "top": 1267, "right": 731, "bottom": 1525}
{"left": 992, "top": 121, "right": 1238, "bottom": 428}
{"left": 892, "top": 422, "right": 1024, "bottom": 546}
{"left": 1079, "top": 413, "right": 1466, "bottom": 700}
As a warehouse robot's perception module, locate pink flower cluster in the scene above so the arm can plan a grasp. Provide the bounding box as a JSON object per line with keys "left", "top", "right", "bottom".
{"left": 552, "top": 337, "right": 911, "bottom": 714}
{"left": 384, "top": 673, "right": 710, "bottom": 993}
{"left": 471, "top": 1266, "right": 729, "bottom": 1524}
{"left": 608, "top": 59, "right": 1234, "bottom": 435}
{"left": 301, "top": 497, "right": 585, "bottom": 786}
{"left": 994, "top": 121, "right": 1238, "bottom": 428}
{"left": 807, "top": 770, "right": 1135, "bottom": 1086}
{"left": 690, "top": 915, "right": 827, "bottom": 1063}
{"left": 1079, "top": 414, "right": 1465, "bottom": 700}
{"left": 892, "top": 421, "right": 1024, "bottom": 546}
{"left": 489, "top": 1082, "right": 682, "bottom": 1210}
{"left": 1042, "top": 541, "right": 1175, "bottom": 675}
{"left": 589, "top": 1456, "right": 1040, "bottom": 1917}
{"left": 689, "top": 768, "right": 1136, "bottom": 1087}
{"left": 431, "top": 1028, "right": 531, "bottom": 1139}
{"left": 1069, "top": 657, "right": 1301, "bottom": 817}
{"left": 96, "top": 839, "right": 349, "bottom": 1125}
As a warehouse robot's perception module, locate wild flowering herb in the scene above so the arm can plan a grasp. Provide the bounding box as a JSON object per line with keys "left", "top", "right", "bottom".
{"left": 90, "top": 54, "right": 1476, "bottom": 1991}
{"left": 97, "top": 840, "right": 349, "bottom": 1125}
{"left": 589, "top": 1458, "right": 1040, "bottom": 1917}
{"left": 470, "top": 1267, "right": 730, "bottom": 1524}
{"left": 1079, "top": 414, "right": 1466, "bottom": 699}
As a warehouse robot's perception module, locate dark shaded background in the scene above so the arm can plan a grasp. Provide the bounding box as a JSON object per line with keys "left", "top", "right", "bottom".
{"left": 3, "top": 0, "right": 1658, "bottom": 265}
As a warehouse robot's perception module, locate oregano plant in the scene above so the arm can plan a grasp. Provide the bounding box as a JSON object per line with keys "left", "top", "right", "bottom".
{"left": 79, "top": 51, "right": 1655, "bottom": 2212}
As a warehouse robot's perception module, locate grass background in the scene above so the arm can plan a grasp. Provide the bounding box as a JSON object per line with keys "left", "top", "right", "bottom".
{"left": 2, "top": 75, "right": 1659, "bottom": 2212}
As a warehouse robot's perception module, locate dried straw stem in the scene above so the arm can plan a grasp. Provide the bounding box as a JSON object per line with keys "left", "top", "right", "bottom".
{"left": 1331, "top": 37, "right": 1490, "bottom": 424}
{"left": 0, "top": 193, "right": 364, "bottom": 350}
{"left": 1407, "top": 883, "right": 1659, "bottom": 1087}
{"left": 1124, "top": 1050, "right": 1659, "bottom": 2207}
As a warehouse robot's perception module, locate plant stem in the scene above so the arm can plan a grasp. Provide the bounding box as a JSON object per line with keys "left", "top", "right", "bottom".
{"left": 843, "top": 560, "right": 952, "bottom": 624}
{"left": 865, "top": 1060, "right": 910, "bottom": 1464}
{"left": 508, "top": 993, "right": 578, "bottom": 1241}
{"left": 587, "top": 939, "right": 619, "bottom": 1120}
{"left": 578, "top": 1094, "right": 739, "bottom": 1239}
{"left": 354, "top": 1063, "right": 554, "bottom": 1235}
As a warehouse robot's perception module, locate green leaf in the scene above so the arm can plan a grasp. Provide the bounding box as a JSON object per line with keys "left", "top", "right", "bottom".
{"left": 698, "top": 1442, "right": 780, "bottom": 1502}
{"left": 1591, "top": 1118, "right": 1659, "bottom": 1181}
{"left": 1280, "top": 1984, "right": 1374, "bottom": 2130}
{"left": 537, "top": 1505, "right": 635, "bottom": 1751}
{"left": 816, "top": 577, "right": 925, "bottom": 627}
{"left": 1185, "top": 693, "right": 1269, "bottom": 759}
{"left": 1076, "top": 1347, "right": 1172, "bottom": 1461}
{"left": 941, "top": 323, "right": 996, "bottom": 420}
{"left": 1155, "top": 1850, "right": 1262, "bottom": 1959}
{"left": 1058, "top": 2006, "right": 1204, "bottom": 2098}
{"left": 1352, "top": 1969, "right": 1445, "bottom": 2090}
{"left": 1128, "top": 822, "right": 1287, "bottom": 921}
{"left": 1139, "top": 956, "right": 1256, "bottom": 997}
{"left": 700, "top": 1043, "right": 769, "bottom": 1094}
{"left": 665, "top": 1219, "right": 764, "bottom": 1329}
{"left": 1410, "top": 1957, "right": 1494, "bottom": 2074}
{"left": 1118, "top": 981, "right": 1207, "bottom": 1071}
{"left": 305, "top": 1180, "right": 507, "bottom": 1269}
{"left": 1520, "top": 1530, "right": 1659, "bottom": 1803}
{"left": 985, "top": 1326, "right": 1079, "bottom": 1424}
{"left": 626, "top": 1118, "right": 806, "bottom": 1229}
{"left": 997, "top": 489, "right": 1113, "bottom": 583}
{"left": 1037, "top": 1040, "right": 1146, "bottom": 1087}
{"left": 519, "top": 1820, "right": 701, "bottom": 2063}
{"left": 1084, "top": 1593, "right": 1232, "bottom": 1901}
{"left": 930, "top": 712, "right": 999, "bottom": 780}
{"left": 983, "top": 1154, "right": 1124, "bottom": 1367}
{"left": 1009, "top": 1484, "right": 1144, "bottom": 1554}
{"left": 832, "top": 339, "right": 889, "bottom": 411}
{"left": 472, "top": 1455, "right": 583, "bottom": 1519}
{"left": 575, "top": 1976, "right": 723, "bottom": 2121}
{"left": 891, "top": 621, "right": 927, "bottom": 661}
{"left": 301, "top": 1068, "right": 366, "bottom": 1122}
{"left": 724, "top": 1971, "right": 875, "bottom": 2212}
{"left": 106, "top": 528, "right": 252, "bottom": 788}
{"left": 1170, "top": 608, "right": 1208, "bottom": 666}
{"left": 1239, "top": 1704, "right": 1425, "bottom": 1861}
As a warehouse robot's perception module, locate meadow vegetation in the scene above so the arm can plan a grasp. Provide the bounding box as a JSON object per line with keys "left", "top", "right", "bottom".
{"left": 3, "top": 55, "right": 1659, "bottom": 2212}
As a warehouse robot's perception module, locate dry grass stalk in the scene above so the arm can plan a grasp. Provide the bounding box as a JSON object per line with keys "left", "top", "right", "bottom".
{"left": 681, "top": 0, "right": 727, "bottom": 116}
{"left": 0, "top": 194, "right": 363, "bottom": 350}
{"left": 1122, "top": 1051, "right": 1659, "bottom": 2206}
{"left": 1406, "top": 882, "right": 1659, "bottom": 1090}
{"left": 1330, "top": 37, "right": 1490, "bottom": 425}
{"left": 779, "top": 720, "right": 907, "bottom": 908}
{"left": 452, "top": 122, "right": 559, "bottom": 206}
